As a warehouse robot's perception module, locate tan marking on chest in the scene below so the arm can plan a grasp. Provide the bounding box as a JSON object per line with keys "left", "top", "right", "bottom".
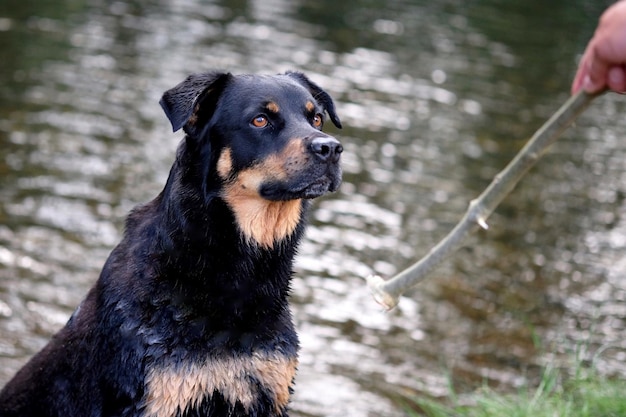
{"left": 143, "top": 353, "right": 298, "bottom": 417}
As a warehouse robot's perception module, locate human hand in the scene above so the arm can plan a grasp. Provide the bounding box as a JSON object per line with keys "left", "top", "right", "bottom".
{"left": 572, "top": 0, "right": 626, "bottom": 94}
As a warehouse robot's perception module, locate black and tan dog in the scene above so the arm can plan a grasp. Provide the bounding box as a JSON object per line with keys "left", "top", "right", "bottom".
{"left": 0, "top": 71, "right": 342, "bottom": 417}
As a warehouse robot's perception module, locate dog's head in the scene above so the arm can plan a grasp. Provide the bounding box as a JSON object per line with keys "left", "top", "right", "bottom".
{"left": 159, "top": 71, "right": 343, "bottom": 247}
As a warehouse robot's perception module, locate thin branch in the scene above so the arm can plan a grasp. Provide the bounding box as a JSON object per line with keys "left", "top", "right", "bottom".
{"left": 367, "top": 90, "right": 604, "bottom": 311}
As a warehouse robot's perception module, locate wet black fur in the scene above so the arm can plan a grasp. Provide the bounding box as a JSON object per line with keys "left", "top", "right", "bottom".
{"left": 0, "top": 71, "right": 342, "bottom": 417}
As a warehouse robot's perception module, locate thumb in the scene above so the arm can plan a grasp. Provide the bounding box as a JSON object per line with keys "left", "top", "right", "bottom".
{"left": 582, "top": 74, "right": 605, "bottom": 93}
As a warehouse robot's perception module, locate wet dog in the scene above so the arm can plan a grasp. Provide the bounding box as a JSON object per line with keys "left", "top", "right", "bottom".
{"left": 0, "top": 71, "right": 342, "bottom": 417}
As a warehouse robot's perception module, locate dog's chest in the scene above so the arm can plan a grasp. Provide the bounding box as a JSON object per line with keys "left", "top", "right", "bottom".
{"left": 141, "top": 351, "right": 297, "bottom": 417}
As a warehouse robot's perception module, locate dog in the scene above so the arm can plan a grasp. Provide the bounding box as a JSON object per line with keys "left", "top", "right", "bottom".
{"left": 0, "top": 71, "right": 342, "bottom": 417}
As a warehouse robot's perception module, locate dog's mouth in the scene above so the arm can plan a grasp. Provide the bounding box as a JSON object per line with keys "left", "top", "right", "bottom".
{"left": 298, "top": 177, "right": 338, "bottom": 199}
{"left": 260, "top": 171, "right": 342, "bottom": 201}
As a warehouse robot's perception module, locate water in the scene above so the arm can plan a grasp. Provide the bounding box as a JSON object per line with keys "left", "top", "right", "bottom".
{"left": 1, "top": 0, "right": 625, "bottom": 415}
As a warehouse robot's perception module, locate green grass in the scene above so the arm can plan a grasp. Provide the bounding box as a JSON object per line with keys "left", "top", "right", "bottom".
{"left": 407, "top": 364, "right": 626, "bottom": 417}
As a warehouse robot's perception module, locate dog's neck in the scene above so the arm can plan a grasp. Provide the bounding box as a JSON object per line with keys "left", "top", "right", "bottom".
{"left": 220, "top": 185, "right": 304, "bottom": 249}
{"left": 125, "top": 142, "right": 306, "bottom": 336}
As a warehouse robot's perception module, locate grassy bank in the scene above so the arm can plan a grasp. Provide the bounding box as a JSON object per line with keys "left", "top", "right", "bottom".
{"left": 407, "top": 364, "right": 626, "bottom": 417}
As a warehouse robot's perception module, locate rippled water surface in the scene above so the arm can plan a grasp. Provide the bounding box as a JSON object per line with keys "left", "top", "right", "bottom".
{"left": 1, "top": 0, "right": 625, "bottom": 415}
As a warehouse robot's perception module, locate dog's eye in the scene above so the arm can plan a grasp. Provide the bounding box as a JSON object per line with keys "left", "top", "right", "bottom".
{"left": 252, "top": 115, "right": 269, "bottom": 128}
{"left": 312, "top": 114, "right": 323, "bottom": 129}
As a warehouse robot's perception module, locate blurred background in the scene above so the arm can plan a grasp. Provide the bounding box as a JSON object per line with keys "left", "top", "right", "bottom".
{"left": 1, "top": 0, "right": 625, "bottom": 416}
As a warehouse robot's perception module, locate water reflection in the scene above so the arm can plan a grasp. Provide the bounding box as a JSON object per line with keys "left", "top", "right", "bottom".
{"left": 1, "top": 0, "right": 625, "bottom": 415}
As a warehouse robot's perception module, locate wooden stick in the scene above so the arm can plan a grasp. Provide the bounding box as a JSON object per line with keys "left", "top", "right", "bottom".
{"left": 366, "top": 90, "right": 604, "bottom": 311}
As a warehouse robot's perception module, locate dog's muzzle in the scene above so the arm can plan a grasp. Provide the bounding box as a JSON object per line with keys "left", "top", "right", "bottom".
{"left": 258, "top": 135, "right": 343, "bottom": 201}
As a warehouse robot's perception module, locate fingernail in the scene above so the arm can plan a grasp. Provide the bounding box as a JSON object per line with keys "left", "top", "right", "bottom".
{"left": 582, "top": 75, "right": 601, "bottom": 93}
{"left": 608, "top": 66, "right": 625, "bottom": 91}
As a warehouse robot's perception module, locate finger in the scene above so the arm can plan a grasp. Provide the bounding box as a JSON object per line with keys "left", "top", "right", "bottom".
{"left": 572, "top": 67, "right": 588, "bottom": 95}
{"left": 572, "top": 49, "right": 592, "bottom": 94}
{"left": 571, "top": 65, "right": 586, "bottom": 95}
{"left": 607, "top": 65, "right": 626, "bottom": 92}
{"left": 584, "top": 45, "right": 610, "bottom": 93}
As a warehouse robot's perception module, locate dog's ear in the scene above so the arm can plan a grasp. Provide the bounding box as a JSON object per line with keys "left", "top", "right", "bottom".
{"left": 284, "top": 71, "right": 342, "bottom": 129}
{"left": 160, "top": 72, "right": 232, "bottom": 135}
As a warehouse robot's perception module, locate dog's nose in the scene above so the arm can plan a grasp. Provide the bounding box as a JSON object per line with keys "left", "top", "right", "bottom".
{"left": 310, "top": 136, "right": 343, "bottom": 162}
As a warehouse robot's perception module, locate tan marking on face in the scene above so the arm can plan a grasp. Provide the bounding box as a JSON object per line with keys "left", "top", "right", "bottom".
{"left": 142, "top": 352, "right": 298, "bottom": 417}
{"left": 266, "top": 101, "right": 280, "bottom": 114}
{"left": 186, "top": 102, "right": 203, "bottom": 128}
{"left": 263, "top": 139, "right": 307, "bottom": 177}
{"left": 221, "top": 139, "right": 307, "bottom": 248}
{"left": 217, "top": 148, "right": 233, "bottom": 179}
{"left": 305, "top": 101, "right": 315, "bottom": 113}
